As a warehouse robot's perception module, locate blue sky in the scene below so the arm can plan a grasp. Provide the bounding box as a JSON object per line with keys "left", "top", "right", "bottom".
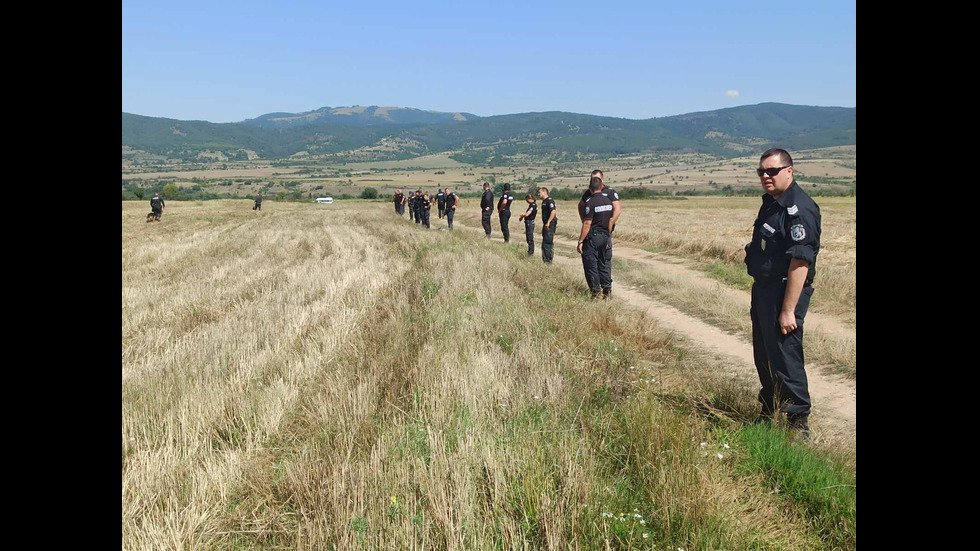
{"left": 122, "top": 1, "right": 856, "bottom": 123}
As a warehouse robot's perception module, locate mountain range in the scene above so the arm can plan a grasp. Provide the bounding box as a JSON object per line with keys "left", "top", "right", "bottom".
{"left": 122, "top": 103, "right": 856, "bottom": 165}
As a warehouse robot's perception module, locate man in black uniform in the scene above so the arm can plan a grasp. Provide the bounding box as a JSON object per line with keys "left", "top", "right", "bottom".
{"left": 407, "top": 191, "right": 415, "bottom": 218}
{"left": 413, "top": 190, "right": 423, "bottom": 224}
{"left": 744, "top": 148, "right": 821, "bottom": 441}
{"left": 518, "top": 194, "right": 537, "bottom": 256}
{"left": 497, "top": 183, "right": 515, "bottom": 243}
{"left": 436, "top": 189, "right": 446, "bottom": 219}
{"left": 538, "top": 187, "right": 557, "bottom": 263}
{"left": 253, "top": 193, "right": 262, "bottom": 211}
{"left": 394, "top": 189, "right": 404, "bottom": 215}
{"left": 577, "top": 177, "right": 614, "bottom": 298}
{"left": 149, "top": 192, "right": 165, "bottom": 221}
{"left": 480, "top": 182, "right": 494, "bottom": 238}
{"left": 444, "top": 187, "right": 458, "bottom": 229}
{"left": 578, "top": 169, "right": 622, "bottom": 231}
{"left": 421, "top": 192, "right": 432, "bottom": 228}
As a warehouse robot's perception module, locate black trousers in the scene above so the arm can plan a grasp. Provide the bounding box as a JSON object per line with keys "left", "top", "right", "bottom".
{"left": 482, "top": 210, "right": 492, "bottom": 236}
{"left": 254, "top": 203, "right": 261, "bottom": 210}
{"left": 395, "top": 203, "right": 401, "bottom": 215}
{"left": 541, "top": 220, "right": 556, "bottom": 263}
{"left": 581, "top": 230, "right": 612, "bottom": 294}
{"left": 499, "top": 211, "right": 511, "bottom": 242}
{"left": 524, "top": 220, "right": 535, "bottom": 254}
{"left": 422, "top": 209, "right": 431, "bottom": 227}
{"left": 414, "top": 207, "right": 422, "bottom": 224}
{"left": 447, "top": 208, "right": 455, "bottom": 229}
{"left": 438, "top": 205, "right": 445, "bottom": 218}
{"left": 750, "top": 280, "right": 813, "bottom": 416}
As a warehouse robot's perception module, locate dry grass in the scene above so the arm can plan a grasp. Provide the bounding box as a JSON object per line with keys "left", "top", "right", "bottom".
{"left": 123, "top": 200, "right": 850, "bottom": 549}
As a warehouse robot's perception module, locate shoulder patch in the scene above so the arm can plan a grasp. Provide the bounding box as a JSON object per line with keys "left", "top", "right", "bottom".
{"left": 790, "top": 224, "right": 806, "bottom": 241}
{"left": 787, "top": 205, "right": 799, "bottom": 215}
{"left": 585, "top": 206, "right": 591, "bottom": 214}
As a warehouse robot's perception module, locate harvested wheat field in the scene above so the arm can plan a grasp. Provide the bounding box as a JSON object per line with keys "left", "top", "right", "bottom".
{"left": 123, "top": 200, "right": 855, "bottom": 550}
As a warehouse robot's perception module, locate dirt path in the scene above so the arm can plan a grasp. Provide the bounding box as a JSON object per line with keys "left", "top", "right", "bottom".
{"left": 442, "top": 217, "right": 856, "bottom": 447}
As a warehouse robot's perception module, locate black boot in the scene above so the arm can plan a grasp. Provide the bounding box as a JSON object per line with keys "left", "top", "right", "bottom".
{"left": 787, "top": 413, "right": 811, "bottom": 443}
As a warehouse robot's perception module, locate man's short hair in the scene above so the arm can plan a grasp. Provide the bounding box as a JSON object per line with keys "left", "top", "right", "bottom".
{"left": 503, "top": 183, "right": 510, "bottom": 191}
{"left": 525, "top": 194, "right": 534, "bottom": 201}
{"left": 589, "top": 176, "right": 603, "bottom": 192}
{"left": 538, "top": 187, "right": 549, "bottom": 194}
{"left": 760, "top": 148, "right": 793, "bottom": 167}
{"left": 591, "top": 169, "right": 603, "bottom": 178}
{"left": 483, "top": 182, "right": 490, "bottom": 188}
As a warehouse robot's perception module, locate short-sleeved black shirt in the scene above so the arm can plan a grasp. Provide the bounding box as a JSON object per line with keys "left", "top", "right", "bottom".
{"left": 583, "top": 193, "right": 614, "bottom": 232}
{"left": 481, "top": 189, "right": 494, "bottom": 210}
{"left": 394, "top": 192, "right": 403, "bottom": 205}
{"left": 579, "top": 186, "right": 619, "bottom": 219}
{"left": 497, "top": 191, "right": 515, "bottom": 212}
{"left": 524, "top": 201, "right": 537, "bottom": 221}
{"left": 436, "top": 192, "right": 446, "bottom": 206}
{"left": 744, "top": 181, "right": 821, "bottom": 285}
{"left": 541, "top": 197, "right": 557, "bottom": 225}
{"left": 422, "top": 197, "right": 431, "bottom": 210}
{"left": 445, "top": 192, "right": 457, "bottom": 208}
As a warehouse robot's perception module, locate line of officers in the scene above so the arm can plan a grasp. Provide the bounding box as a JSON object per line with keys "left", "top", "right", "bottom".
{"left": 391, "top": 149, "right": 821, "bottom": 440}
{"left": 392, "top": 169, "right": 620, "bottom": 295}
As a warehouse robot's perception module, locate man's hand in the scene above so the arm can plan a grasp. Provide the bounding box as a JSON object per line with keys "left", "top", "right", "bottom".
{"left": 778, "top": 310, "right": 798, "bottom": 335}
{"left": 577, "top": 242, "right": 584, "bottom": 254}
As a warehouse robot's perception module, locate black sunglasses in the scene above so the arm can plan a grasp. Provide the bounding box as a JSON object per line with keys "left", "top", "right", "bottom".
{"left": 757, "top": 166, "right": 791, "bottom": 177}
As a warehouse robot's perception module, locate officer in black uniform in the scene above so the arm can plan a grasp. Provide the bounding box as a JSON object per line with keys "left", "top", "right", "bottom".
{"left": 744, "top": 148, "right": 821, "bottom": 441}
{"left": 413, "top": 190, "right": 423, "bottom": 224}
{"left": 149, "top": 192, "right": 165, "bottom": 221}
{"left": 578, "top": 169, "right": 621, "bottom": 231}
{"left": 444, "top": 187, "right": 458, "bottom": 230}
{"left": 577, "top": 177, "right": 614, "bottom": 298}
{"left": 538, "top": 187, "right": 557, "bottom": 263}
{"left": 480, "top": 182, "right": 494, "bottom": 238}
{"left": 497, "top": 183, "right": 515, "bottom": 243}
{"left": 421, "top": 192, "right": 432, "bottom": 228}
{"left": 407, "top": 191, "right": 415, "bottom": 218}
{"left": 436, "top": 189, "right": 446, "bottom": 219}
{"left": 394, "top": 189, "right": 404, "bottom": 215}
{"left": 253, "top": 193, "right": 262, "bottom": 211}
{"left": 518, "top": 194, "right": 537, "bottom": 256}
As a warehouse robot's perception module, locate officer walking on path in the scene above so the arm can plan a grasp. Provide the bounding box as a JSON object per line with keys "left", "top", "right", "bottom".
{"left": 436, "top": 189, "right": 447, "bottom": 219}
{"left": 497, "top": 183, "right": 515, "bottom": 243}
{"left": 413, "top": 190, "right": 424, "bottom": 224}
{"left": 394, "top": 189, "right": 404, "bottom": 215}
{"left": 578, "top": 169, "right": 621, "bottom": 232}
{"left": 518, "top": 194, "right": 537, "bottom": 256}
{"left": 444, "top": 187, "right": 458, "bottom": 230}
{"left": 577, "top": 177, "right": 615, "bottom": 298}
{"left": 480, "top": 182, "right": 494, "bottom": 238}
{"left": 253, "top": 193, "right": 262, "bottom": 211}
{"left": 744, "top": 148, "right": 821, "bottom": 442}
{"left": 421, "top": 192, "right": 432, "bottom": 228}
{"left": 538, "top": 187, "right": 557, "bottom": 263}
{"left": 150, "top": 192, "right": 165, "bottom": 221}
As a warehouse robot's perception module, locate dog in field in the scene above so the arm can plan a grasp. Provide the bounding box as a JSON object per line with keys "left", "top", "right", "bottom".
{"left": 146, "top": 211, "right": 162, "bottom": 222}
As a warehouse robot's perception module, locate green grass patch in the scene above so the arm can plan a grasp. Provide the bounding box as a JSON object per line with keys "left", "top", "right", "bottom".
{"left": 702, "top": 260, "right": 754, "bottom": 291}
{"left": 731, "top": 424, "right": 856, "bottom": 549}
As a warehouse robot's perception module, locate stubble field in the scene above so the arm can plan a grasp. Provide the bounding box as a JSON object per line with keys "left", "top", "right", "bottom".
{"left": 122, "top": 200, "right": 855, "bottom": 549}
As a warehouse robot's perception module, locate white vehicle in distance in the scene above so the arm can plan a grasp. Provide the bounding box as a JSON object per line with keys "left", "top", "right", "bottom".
{"left": 315, "top": 197, "right": 334, "bottom": 204}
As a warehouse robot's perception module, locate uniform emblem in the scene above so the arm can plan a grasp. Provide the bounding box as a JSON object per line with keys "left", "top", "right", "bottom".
{"left": 614, "top": 192, "right": 619, "bottom": 200}
{"left": 790, "top": 224, "right": 806, "bottom": 241}
{"left": 787, "top": 205, "right": 799, "bottom": 215}
{"left": 585, "top": 206, "right": 591, "bottom": 214}
{"left": 761, "top": 240, "right": 767, "bottom": 250}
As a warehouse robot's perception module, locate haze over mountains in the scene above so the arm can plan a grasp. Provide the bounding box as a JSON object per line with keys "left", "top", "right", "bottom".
{"left": 122, "top": 103, "right": 856, "bottom": 165}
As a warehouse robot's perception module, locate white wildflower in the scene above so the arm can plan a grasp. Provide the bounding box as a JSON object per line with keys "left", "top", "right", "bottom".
{"left": 717, "top": 453, "right": 724, "bottom": 460}
{"left": 700, "top": 442, "right": 707, "bottom": 448}
{"left": 643, "top": 533, "right": 649, "bottom": 539}
{"left": 723, "top": 444, "right": 730, "bottom": 449}
{"left": 640, "top": 519, "right": 646, "bottom": 525}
